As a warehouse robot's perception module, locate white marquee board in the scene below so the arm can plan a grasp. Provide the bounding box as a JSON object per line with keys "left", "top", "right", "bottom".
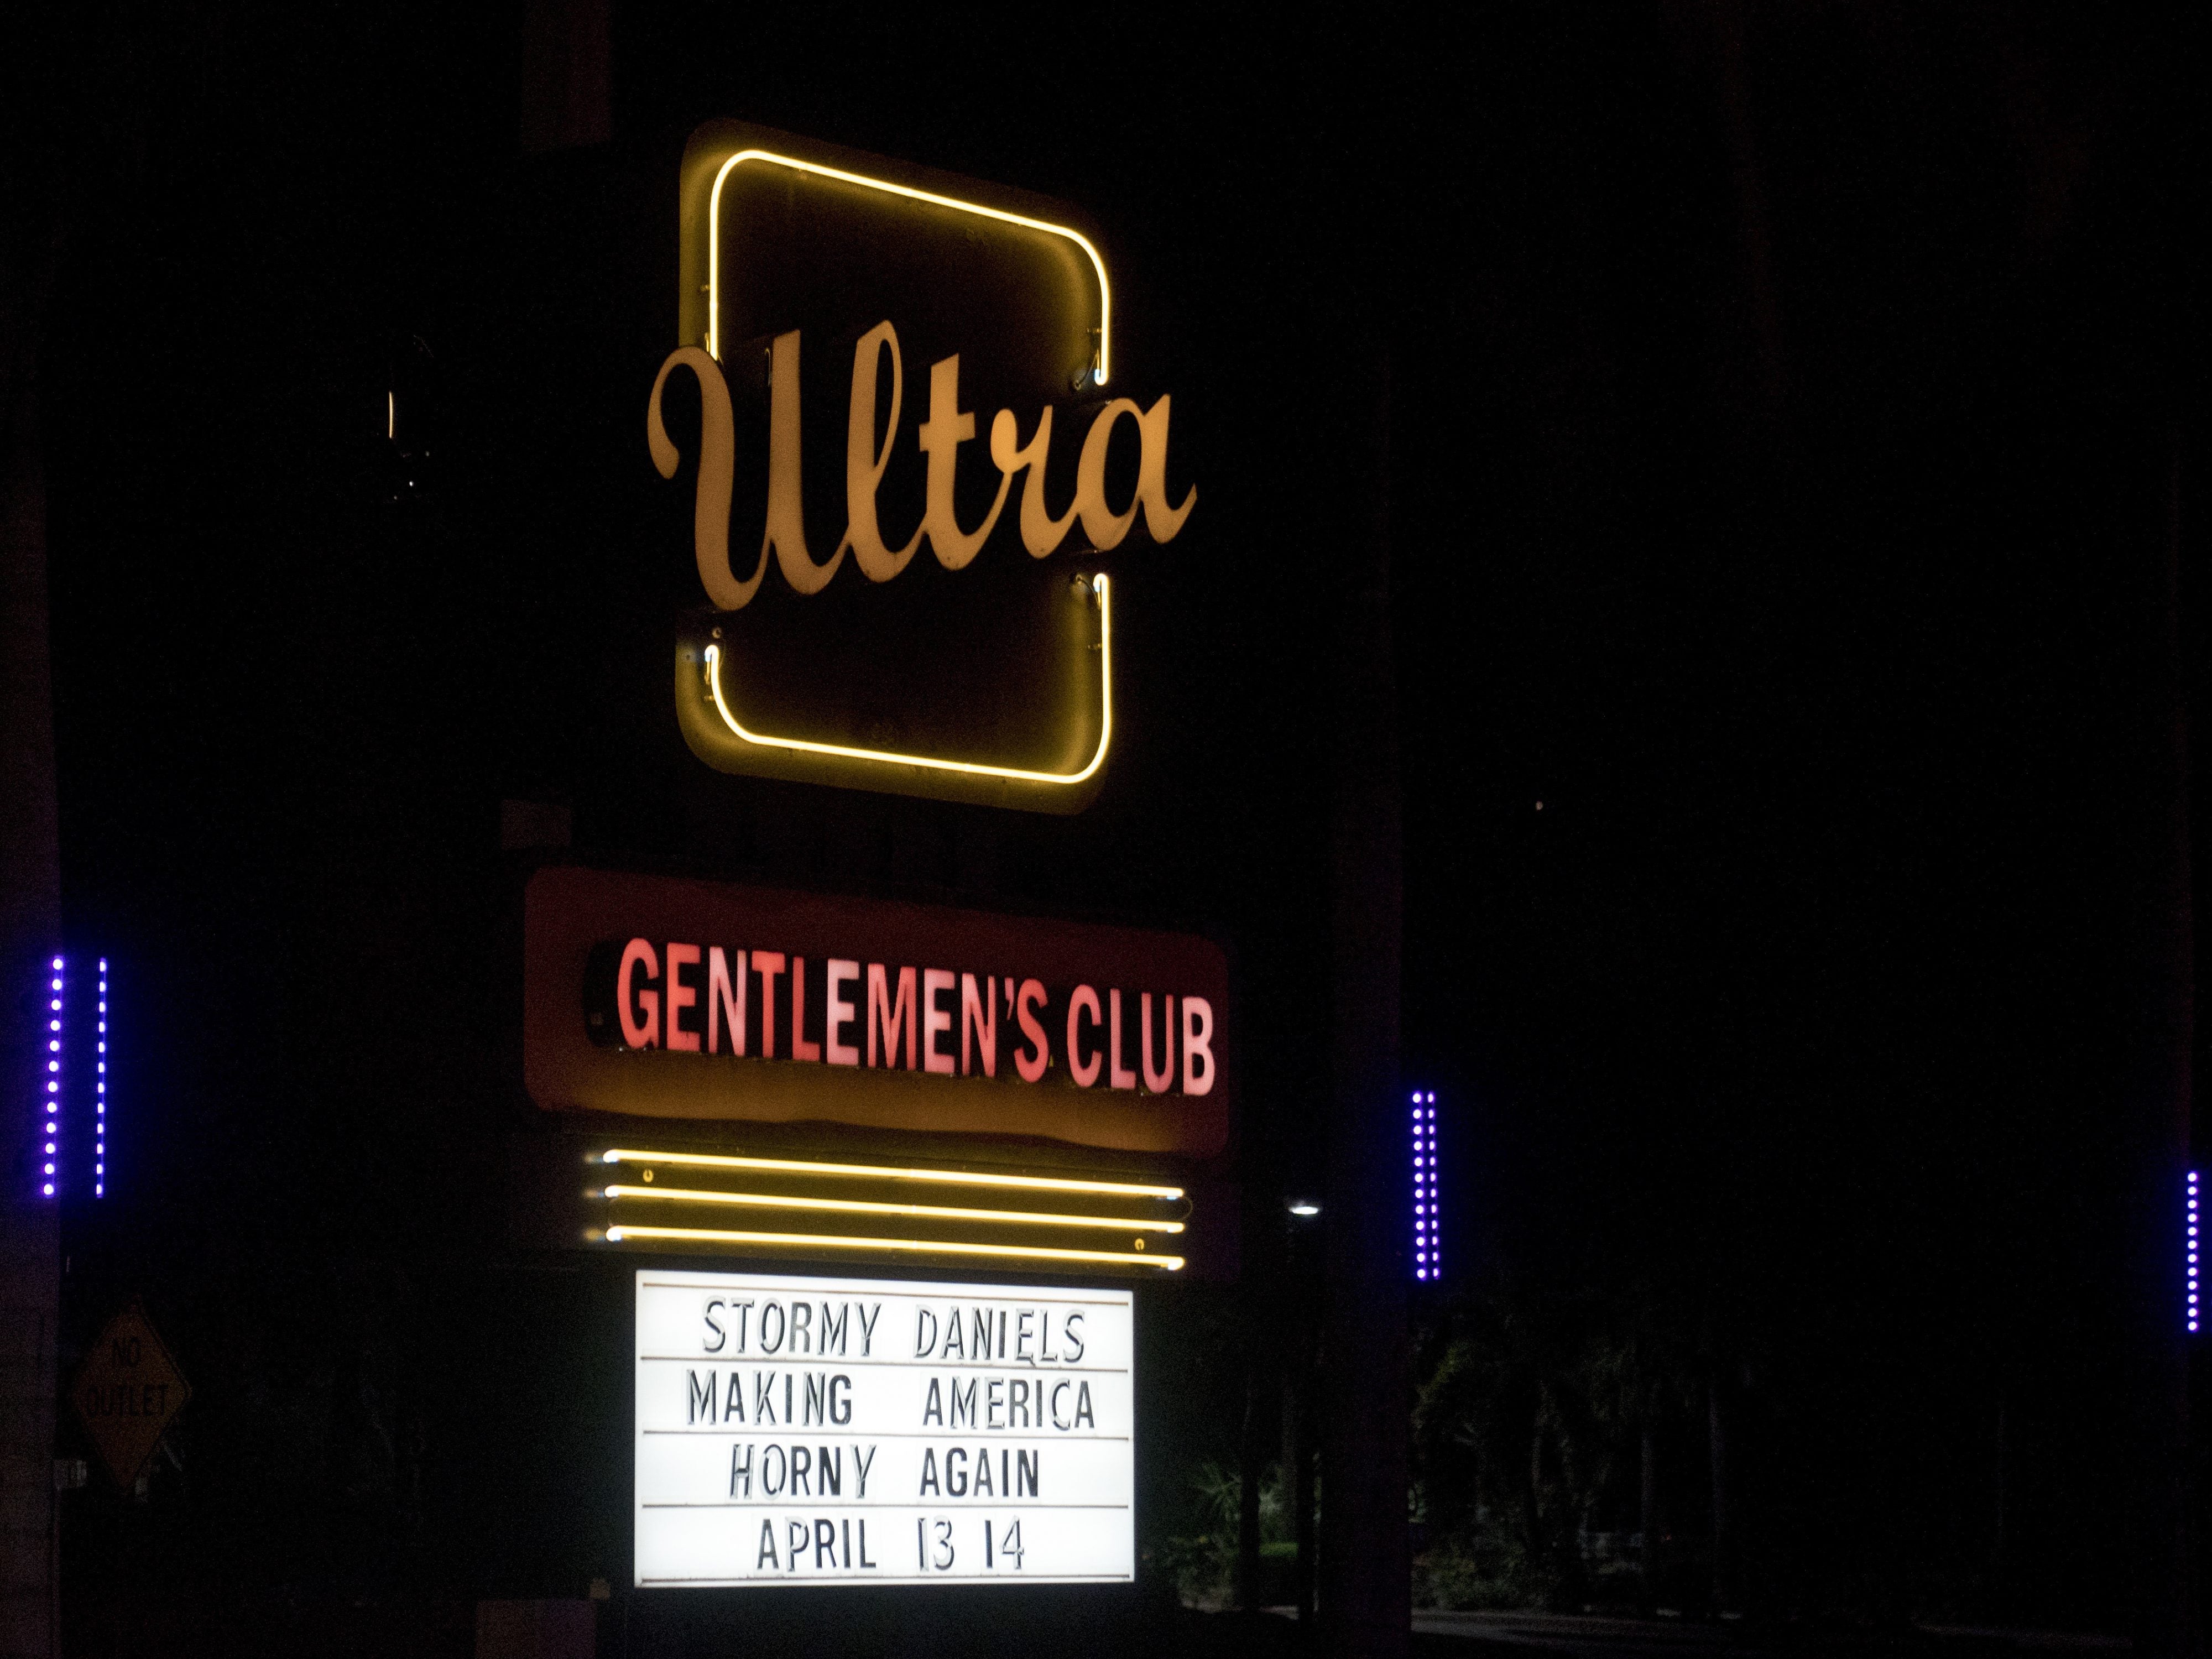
{"left": 635, "top": 1269, "right": 1135, "bottom": 1587}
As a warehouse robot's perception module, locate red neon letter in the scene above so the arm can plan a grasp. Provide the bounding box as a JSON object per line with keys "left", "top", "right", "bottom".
{"left": 826, "top": 959, "right": 860, "bottom": 1066}
{"left": 1108, "top": 989, "right": 1136, "bottom": 1089}
{"left": 1066, "top": 985, "right": 1103, "bottom": 1088}
{"left": 664, "top": 943, "right": 701, "bottom": 1052}
{"left": 1141, "top": 992, "right": 1175, "bottom": 1093}
{"left": 617, "top": 938, "right": 660, "bottom": 1050}
{"left": 922, "top": 969, "right": 956, "bottom": 1075}
{"left": 961, "top": 974, "right": 997, "bottom": 1078}
{"left": 707, "top": 947, "right": 746, "bottom": 1055}
{"left": 868, "top": 964, "right": 916, "bottom": 1068}
{"left": 753, "top": 951, "right": 785, "bottom": 1059}
{"left": 1014, "top": 979, "right": 1049, "bottom": 1082}
{"left": 790, "top": 957, "right": 821, "bottom": 1062}
{"left": 1181, "top": 995, "right": 1215, "bottom": 1097}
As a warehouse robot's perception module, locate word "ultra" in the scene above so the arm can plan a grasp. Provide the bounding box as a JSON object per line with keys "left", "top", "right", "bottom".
{"left": 648, "top": 322, "right": 1196, "bottom": 611}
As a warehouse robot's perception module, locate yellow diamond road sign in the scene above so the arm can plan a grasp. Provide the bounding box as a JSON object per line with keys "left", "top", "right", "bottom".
{"left": 71, "top": 1302, "right": 190, "bottom": 1490}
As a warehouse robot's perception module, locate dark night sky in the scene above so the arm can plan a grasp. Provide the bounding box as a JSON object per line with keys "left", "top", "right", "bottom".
{"left": 9, "top": 0, "right": 2205, "bottom": 1631}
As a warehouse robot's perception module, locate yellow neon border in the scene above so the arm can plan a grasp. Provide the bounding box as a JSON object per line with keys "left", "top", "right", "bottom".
{"left": 707, "top": 148, "right": 1110, "bottom": 384}
{"left": 701, "top": 573, "right": 1111, "bottom": 785}
{"left": 604, "top": 1183, "right": 1183, "bottom": 1234}
{"left": 602, "top": 1223, "right": 1182, "bottom": 1271}
{"left": 600, "top": 1146, "right": 1181, "bottom": 1202}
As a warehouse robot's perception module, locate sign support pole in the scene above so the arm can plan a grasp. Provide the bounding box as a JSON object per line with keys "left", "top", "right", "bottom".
{"left": 1318, "top": 333, "right": 1408, "bottom": 1656}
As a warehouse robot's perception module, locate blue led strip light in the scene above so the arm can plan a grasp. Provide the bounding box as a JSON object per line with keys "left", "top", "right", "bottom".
{"left": 96, "top": 958, "right": 108, "bottom": 1197}
{"left": 42, "top": 956, "right": 62, "bottom": 1198}
{"left": 2188, "top": 1171, "right": 2200, "bottom": 1335}
{"left": 1411, "top": 1090, "right": 1439, "bottom": 1281}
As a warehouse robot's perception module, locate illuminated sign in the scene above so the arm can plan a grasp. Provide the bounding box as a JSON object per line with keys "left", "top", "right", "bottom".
{"left": 596, "top": 1146, "right": 1189, "bottom": 1274}
{"left": 635, "top": 1269, "right": 1133, "bottom": 1587}
{"left": 525, "top": 866, "right": 1231, "bottom": 1157}
{"left": 646, "top": 123, "right": 1196, "bottom": 812}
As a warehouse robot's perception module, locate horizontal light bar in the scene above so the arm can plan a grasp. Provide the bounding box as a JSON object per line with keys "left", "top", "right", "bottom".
{"left": 602, "top": 1224, "right": 1182, "bottom": 1271}
{"left": 600, "top": 1147, "right": 1182, "bottom": 1202}
{"left": 604, "top": 1184, "right": 1183, "bottom": 1233}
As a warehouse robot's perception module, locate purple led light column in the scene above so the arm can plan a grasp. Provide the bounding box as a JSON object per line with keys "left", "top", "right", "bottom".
{"left": 2189, "top": 1171, "right": 2200, "bottom": 1335}
{"left": 96, "top": 958, "right": 108, "bottom": 1197}
{"left": 1411, "top": 1090, "right": 1439, "bottom": 1280}
{"left": 42, "top": 956, "right": 62, "bottom": 1198}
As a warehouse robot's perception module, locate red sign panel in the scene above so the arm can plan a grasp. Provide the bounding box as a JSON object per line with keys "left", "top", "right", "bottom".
{"left": 524, "top": 868, "right": 1229, "bottom": 1156}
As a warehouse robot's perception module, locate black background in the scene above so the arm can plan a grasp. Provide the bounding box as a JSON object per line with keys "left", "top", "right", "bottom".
{"left": 7, "top": 0, "right": 2205, "bottom": 1648}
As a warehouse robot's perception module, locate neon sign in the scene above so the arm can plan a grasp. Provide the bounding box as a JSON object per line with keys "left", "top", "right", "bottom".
{"left": 526, "top": 867, "right": 1232, "bottom": 1157}
{"left": 697, "top": 573, "right": 1114, "bottom": 788}
{"left": 597, "top": 931, "right": 1214, "bottom": 1100}
{"left": 699, "top": 150, "right": 1113, "bottom": 380}
{"left": 647, "top": 123, "right": 1196, "bottom": 812}
{"left": 594, "top": 1147, "right": 1190, "bottom": 1272}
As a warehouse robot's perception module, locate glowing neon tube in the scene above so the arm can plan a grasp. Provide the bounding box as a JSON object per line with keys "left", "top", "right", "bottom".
{"left": 708, "top": 149, "right": 1111, "bottom": 383}
{"left": 602, "top": 1224, "right": 1182, "bottom": 1271}
{"left": 702, "top": 575, "right": 1111, "bottom": 785}
{"left": 603, "top": 1183, "right": 1184, "bottom": 1233}
{"left": 599, "top": 1145, "right": 1180, "bottom": 1202}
